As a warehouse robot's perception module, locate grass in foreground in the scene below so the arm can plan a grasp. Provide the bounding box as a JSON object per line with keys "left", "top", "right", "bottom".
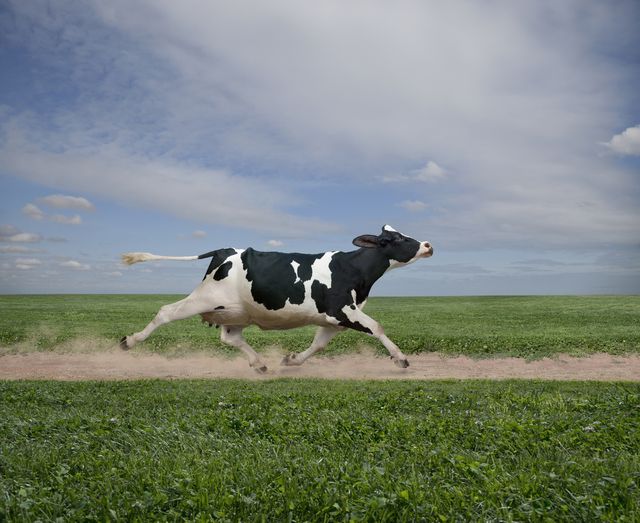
{"left": 0, "top": 295, "right": 638, "bottom": 358}
{"left": 1, "top": 379, "right": 639, "bottom": 521}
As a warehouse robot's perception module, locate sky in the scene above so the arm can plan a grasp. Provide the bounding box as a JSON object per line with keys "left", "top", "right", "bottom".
{"left": 0, "top": 0, "right": 639, "bottom": 295}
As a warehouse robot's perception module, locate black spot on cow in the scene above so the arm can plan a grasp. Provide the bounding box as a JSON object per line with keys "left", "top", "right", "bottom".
{"left": 310, "top": 279, "right": 328, "bottom": 314}
{"left": 241, "top": 249, "right": 323, "bottom": 310}
{"left": 213, "top": 261, "right": 232, "bottom": 281}
{"left": 200, "top": 248, "right": 237, "bottom": 280}
{"left": 297, "top": 262, "right": 313, "bottom": 282}
{"left": 309, "top": 250, "right": 390, "bottom": 334}
{"left": 310, "top": 277, "right": 371, "bottom": 335}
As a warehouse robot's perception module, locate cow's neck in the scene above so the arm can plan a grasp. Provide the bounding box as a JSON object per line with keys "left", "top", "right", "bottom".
{"left": 343, "top": 248, "right": 391, "bottom": 295}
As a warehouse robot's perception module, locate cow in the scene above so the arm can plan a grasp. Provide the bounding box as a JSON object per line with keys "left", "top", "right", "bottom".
{"left": 120, "top": 225, "right": 433, "bottom": 372}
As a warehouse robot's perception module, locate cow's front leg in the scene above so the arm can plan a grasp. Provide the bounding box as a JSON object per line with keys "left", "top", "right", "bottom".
{"left": 281, "top": 325, "right": 342, "bottom": 366}
{"left": 339, "top": 308, "right": 410, "bottom": 368}
{"left": 220, "top": 325, "right": 267, "bottom": 373}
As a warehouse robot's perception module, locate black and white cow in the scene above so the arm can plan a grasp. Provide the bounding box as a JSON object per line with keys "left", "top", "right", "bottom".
{"left": 120, "top": 225, "right": 433, "bottom": 372}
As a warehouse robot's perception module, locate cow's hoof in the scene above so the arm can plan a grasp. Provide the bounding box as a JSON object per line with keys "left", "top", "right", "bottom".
{"left": 119, "top": 336, "right": 130, "bottom": 351}
{"left": 281, "top": 354, "right": 297, "bottom": 366}
{"left": 254, "top": 365, "right": 268, "bottom": 374}
{"left": 393, "top": 358, "right": 410, "bottom": 368}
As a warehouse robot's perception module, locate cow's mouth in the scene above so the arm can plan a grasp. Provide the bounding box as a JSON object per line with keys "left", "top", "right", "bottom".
{"left": 419, "top": 241, "right": 433, "bottom": 258}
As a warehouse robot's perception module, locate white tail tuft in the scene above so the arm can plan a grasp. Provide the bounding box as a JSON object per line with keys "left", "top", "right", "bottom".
{"left": 121, "top": 252, "right": 157, "bottom": 265}
{"left": 121, "top": 252, "right": 200, "bottom": 265}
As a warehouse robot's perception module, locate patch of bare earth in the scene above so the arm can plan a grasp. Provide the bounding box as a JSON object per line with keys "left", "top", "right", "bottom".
{"left": 0, "top": 347, "right": 638, "bottom": 381}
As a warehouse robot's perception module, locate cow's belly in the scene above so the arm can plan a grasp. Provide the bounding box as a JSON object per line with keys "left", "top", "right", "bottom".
{"left": 200, "top": 305, "right": 250, "bottom": 327}
{"left": 246, "top": 301, "right": 334, "bottom": 330}
{"left": 199, "top": 300, "right": 333, "bottom": 330}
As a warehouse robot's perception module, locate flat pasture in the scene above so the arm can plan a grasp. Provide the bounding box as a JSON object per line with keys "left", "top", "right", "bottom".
{"left": 1, "top": 294, "right": 638, "bottom": 358}
{"left": 1, "top": 379, "right": 639, "bottom": 521}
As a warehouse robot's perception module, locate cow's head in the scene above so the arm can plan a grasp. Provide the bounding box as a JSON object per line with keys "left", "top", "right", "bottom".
{"left": 352, "top": 225, "right": 433, "bottom": 268}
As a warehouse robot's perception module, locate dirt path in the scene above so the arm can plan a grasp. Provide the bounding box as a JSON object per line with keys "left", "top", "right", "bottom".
{"left": 1, "top": 350, "right": 639, "bottom": 381}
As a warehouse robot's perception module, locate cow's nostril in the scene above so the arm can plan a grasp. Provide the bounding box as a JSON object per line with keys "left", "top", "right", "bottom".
{"left": 423, "top": 242, "right": 431, "bottom": 249}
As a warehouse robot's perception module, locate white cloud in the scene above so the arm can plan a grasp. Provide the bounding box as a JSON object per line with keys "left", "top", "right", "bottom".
{"left": 0, "top": 122, "right": 339, "bottom": 238}
{"left": 98, "top": 1, "right": 621, "bottom": 166}
{"left": 192, "top": 230, "right": 207, "bottom": 238}
{"left": 22, "top": 200, "right": 85, "bottom": 225}
{"left": 120, "top": 0, "right": 634, "bottom": 248}
{"left": 22, "top": 203, "right": 45, "bottom": 220}
{"left": 0, "top": 225, "right": 19, "bottom": 236}
{"left": 399, "top": 200, "right": 428, "bottom": 212}
{"left": 0, "top": 232, "right": 42, "bottom": 243}
{"left": 0, "top": 245, "right": 42, "bottom": 253}
{"left": 15, "top": 258, "right": 42, "bottom": 270}
{"left": 267, "top": 239, "right": 284, "bottom": 247}
{"left": 413, "top": 162, "right": 447, "bottom": 183}
{"left": 50, "top": 214, "right": 82, "bottom": 225}
{"left": 604, "top": 125, "right": 640, "bottom": 155}
{"left": 60, "top": 260, "right": 91, "bottom": 270}
{"left": 0, "top": 225, "right": 42, "bottom": 243}
{"left": 39, "top": 194, "right": 95, "bottom": 211}
{"left": 382, "top": 161, "right": 447, "bottom": 184}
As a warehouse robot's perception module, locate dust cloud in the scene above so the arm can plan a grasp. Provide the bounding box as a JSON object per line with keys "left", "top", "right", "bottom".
{"left": 0, "top": 339, "right": 638, "bottom": 381}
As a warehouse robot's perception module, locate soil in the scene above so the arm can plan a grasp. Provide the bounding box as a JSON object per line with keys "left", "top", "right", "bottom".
{"left": 1, "top": 348, "right": 639, "bottom": 381}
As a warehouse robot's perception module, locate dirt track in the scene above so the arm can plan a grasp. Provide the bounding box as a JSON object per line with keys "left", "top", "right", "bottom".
{"left": 1, "top": 350, "right": 639, "bottom": 381}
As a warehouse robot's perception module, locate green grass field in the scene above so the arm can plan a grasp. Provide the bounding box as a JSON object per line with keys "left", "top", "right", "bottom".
{"left": 0, "top": 294, "right": 638, "bottom": 358}
{"left": 1, "top": 379, "right": 639, "bottom": 521}
{"left": 1, "top": 295, "right": 639, "bottom": 520}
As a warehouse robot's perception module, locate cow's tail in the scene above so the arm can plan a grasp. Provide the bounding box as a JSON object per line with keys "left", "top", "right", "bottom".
{"left": 121, "top": 250, "right": 217, "bottom": 266}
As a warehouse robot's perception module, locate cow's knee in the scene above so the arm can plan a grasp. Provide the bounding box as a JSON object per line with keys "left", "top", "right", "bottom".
{"left": 155, "top": 304, "right": 175, "bottom": 325}
{"left": 220, "top": 326, "right": 240, "bottom": 346}
{"left": 220, "top": 326, "right": 266, "bottom": 372}
{"left": 369, "top": 322, "right": 385, "bottom": 338}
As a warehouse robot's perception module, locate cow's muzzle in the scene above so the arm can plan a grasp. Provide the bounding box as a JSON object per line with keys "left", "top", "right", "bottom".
{"left": 421, "top": 241, "right": 434, "bottom": 258}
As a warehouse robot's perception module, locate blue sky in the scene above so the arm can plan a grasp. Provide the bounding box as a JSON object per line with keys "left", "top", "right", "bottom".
{"left": 1, "top": 0, "right": 639, "bottom": 295}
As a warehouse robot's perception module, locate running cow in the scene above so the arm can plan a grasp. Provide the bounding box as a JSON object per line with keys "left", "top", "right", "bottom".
{"left": 120, "top": 225, "right": 433, "bottom": 372}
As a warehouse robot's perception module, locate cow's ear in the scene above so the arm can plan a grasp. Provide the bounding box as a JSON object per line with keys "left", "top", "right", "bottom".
{"left": 352, "top": 235, "right": 380, "bottom": 248}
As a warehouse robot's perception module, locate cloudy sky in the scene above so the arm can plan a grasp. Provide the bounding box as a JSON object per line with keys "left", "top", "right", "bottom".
{"left": 1, "top": 0, "right": 639, "bottom": 295}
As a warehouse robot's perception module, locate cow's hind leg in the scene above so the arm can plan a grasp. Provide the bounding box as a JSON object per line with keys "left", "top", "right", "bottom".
{"left": 220, "top": 325, "right": 268, "bottom": 373}
{"left": 120, "top": 295, "right": 210, "bottom": 350}
{"left": 281, "top": 326, "right": 342, "bottom": 366}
